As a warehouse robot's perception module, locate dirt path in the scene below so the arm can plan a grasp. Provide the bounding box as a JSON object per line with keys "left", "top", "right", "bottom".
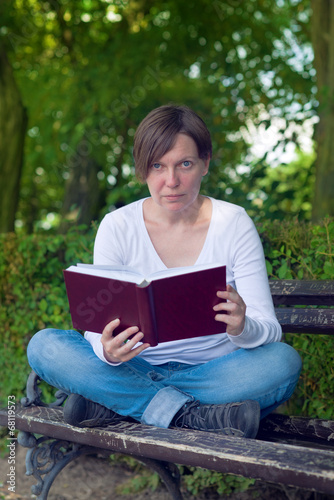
{"left": 1, "top": 445, "right": 170, "bottom": 500}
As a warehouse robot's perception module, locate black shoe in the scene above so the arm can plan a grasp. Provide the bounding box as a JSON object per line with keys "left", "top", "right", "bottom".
{"left": 63, "top": 394, "right": 126, "bottom": 428}
{"left": 172, "top": 400, "right": 260, "bottom": 438}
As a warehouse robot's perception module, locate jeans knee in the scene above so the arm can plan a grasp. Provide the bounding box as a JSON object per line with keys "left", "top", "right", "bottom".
{"left": 27, "top": 329, "right": 63, "bottom": 370}
{"left": 281, "top": 342, "right": 302, "bottom": 374}
{"left": 269, "top": 342, "right": 302, "bottom": 380}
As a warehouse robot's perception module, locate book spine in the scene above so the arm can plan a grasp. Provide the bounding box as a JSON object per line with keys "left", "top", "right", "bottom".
{"left": 136, "top": 285, "right": 158, "bottom": 347}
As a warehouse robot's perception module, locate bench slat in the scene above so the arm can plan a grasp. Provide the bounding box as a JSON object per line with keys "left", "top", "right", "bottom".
{"left": 275, "top": 308, "right": 334, "bottom": 334}
{"left": 269, "top": 280, "right": 334, "bottom": 306}
{"left": 258, "top": 414, "right": 334, "bottom": 447}
{"left": 2, "top": 406, "right": 334, "bottom": 495}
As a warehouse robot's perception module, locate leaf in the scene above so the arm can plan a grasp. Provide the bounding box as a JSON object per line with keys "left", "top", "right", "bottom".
{"left": 265, "top": 260, "right": 273, "bottom": 275}
{"left": 323, "top": 261, "right": 334, "bottom": 279}
{"left": 278, "top": 261, "right": 288, "bottom": 279}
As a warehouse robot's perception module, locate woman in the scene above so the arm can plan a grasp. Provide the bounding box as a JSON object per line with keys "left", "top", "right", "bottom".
{"left": 28, "top": 105, "right": 302, "bottom": 438}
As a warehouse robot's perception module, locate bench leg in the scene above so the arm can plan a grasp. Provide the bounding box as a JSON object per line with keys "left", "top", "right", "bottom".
{"left": 21, "top": 370, "right": 68, "bottom": 408}
{"left": 137, "top": 457, "right": 183, "bottom": 500}
{"left": 17, "top": 431, "right": 109, "bottom": 500}
{"left": 18, "top": 431, "right": 184, "bottom": 500}
{"left": 19, "top": 372, "right": 184, "bottom": 498}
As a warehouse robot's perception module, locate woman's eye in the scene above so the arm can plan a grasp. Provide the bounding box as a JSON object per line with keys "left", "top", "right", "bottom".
{"left": 152, "top": 163, "right": 161, "bottom": 169}
{"left": 182, "top": 161, "right": 192, "bottom": 167}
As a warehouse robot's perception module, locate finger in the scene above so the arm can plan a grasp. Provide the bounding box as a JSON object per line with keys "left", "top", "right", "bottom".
{"left": 101, "top": 318, "right": 121, "bottom": 340}
{"left": 214, "top": 311, "right": 245, "bottom": 333}
{"left": 213, "top": 293, "right": 245, "bottom": 315}
{"left": 108, "top": 335, "right": 151, "bottom": 363}
{"left": 103, "top": 327, "right": 147, "bottom": 353}
{"left": 120, "top": 341, "right": 151, "bottom": 361}
{"left": 102, "top": 319, "right": 139, "bottom": 344}
{"left": 217, "top": 284, "right": 236, "bottom": 294}
{"left": 102, "top": 328, "right": 140, "bottom": 357}
{"left": 213, "top": 301, "right": 237, "bottom": 312}
{"left": 102, "top": 337, "right": 150, "bottom": 363}
{"left": 214, "top": 312, "right": 236, "bottom": 324}
{"left": 120, "top": 330, "right": 144, "bottom": 348}
{"left": 217, "top": 286, "right": 241, "bottom": 303}
{"left": 112, "top": 326, "right": 140, "bottom": 345}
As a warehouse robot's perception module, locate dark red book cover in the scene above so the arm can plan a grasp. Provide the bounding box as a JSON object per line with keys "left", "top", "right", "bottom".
{"left": 63, "top": 265, "right": 226, "bottom": 347}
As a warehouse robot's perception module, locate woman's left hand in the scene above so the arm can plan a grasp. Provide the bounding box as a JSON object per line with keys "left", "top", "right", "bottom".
{"left": 213, "top": 284, "right": 246, "bottom": 336}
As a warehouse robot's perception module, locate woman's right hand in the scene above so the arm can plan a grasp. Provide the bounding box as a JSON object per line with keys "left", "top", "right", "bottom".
{"left": 101, "top": 318, "right": 150, "bottom": 363}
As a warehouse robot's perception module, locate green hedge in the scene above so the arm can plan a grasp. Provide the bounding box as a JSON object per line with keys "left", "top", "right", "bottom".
{"left": 0, "top": 225, "right": 95, "bottom": 405}
{"left": 258, "top": 217, "right": 334, "bottom": 418}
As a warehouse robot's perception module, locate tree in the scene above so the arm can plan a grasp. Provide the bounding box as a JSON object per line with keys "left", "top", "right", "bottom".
{"left": 0, "top": 46, "right": 27, "bottom": 232}
{"left": 0, "top": 0, "right": 320, "bottom": 231}
{"left": 310, "top": 0, "right": 334, "bottom": 220}
{"left": 59, "top": 143, "right": 105, "bottom": 231}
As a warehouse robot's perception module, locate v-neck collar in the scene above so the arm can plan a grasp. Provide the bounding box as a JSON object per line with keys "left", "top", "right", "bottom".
{"left": 137, "top": 197, "right": 215, "bottom": 270}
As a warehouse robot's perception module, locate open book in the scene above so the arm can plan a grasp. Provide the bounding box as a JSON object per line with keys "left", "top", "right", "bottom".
{"left": 63, "top": 262, "right": 226, "bottom": 347}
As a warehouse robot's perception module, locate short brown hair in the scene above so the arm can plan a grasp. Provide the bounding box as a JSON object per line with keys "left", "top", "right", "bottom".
{"left": 133, "top": 105, "right": 212, "bottom": 182}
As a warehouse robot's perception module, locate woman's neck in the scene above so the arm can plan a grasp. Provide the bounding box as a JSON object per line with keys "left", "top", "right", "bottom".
{"left": 143, "top": 195, "right": 209, "bottom": 228}
{"left": 142, "top": 197, "right": 212, "bottom": 268}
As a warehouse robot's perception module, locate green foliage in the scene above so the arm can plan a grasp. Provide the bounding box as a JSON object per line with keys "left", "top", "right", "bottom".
{"left": 258, "top": 216, "right": 334, "bottom": 280}
{"left": 258, "top": 216, "right": 334, "bottom": 418}
{"left": 0, "top": 225, "right": 95, "bottom": 405}
{"left": 245, "top": 150, "right": 316, "bottom": 221}
{"left": 1, "top": 0, "right": 316, "bottom": 230}
{"left": 109, "top": 455, "right": 161, "bottom": 495}
{"left": 181, "top": 466, "right": 256, "bottom": 497}
{"left": 109, "top": 454, "right": 256, "bottom": 497}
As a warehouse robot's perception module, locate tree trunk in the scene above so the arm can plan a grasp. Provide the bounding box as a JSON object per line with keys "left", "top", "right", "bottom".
{"left": 311, "top": 0, "right": 334, "bottom": 220}
{"left": 58, "top": 141, "right": 105, "bottom": 232}
{"left": 0, "top": 47, "right": 28, "bottom": 232}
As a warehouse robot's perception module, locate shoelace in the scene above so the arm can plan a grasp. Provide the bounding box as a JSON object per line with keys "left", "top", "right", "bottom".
{"left": 218, "top": 403, "right": 244, "bottom": 436}
{"left": 175, "top": 400, "right": 244, "bottom": 436}
{"left": 81, "top": 401, "right": 122, "bottom": 426}
{"left": 174, "top": 400, "right": 202, "bottom": 427}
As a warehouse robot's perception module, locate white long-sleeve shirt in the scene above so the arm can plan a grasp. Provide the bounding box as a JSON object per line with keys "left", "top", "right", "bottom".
{"left": 84, "top": 197, "right": 282, "bottom": 365}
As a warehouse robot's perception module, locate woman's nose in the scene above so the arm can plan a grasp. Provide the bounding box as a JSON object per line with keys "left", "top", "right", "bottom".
{"left": 166, "top": 167, "right": 179, "bottom": 187}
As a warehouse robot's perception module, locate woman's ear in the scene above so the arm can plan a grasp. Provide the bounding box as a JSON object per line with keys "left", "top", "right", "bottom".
{"left": 202, "top": 156, "right": 210, "bottom": 176}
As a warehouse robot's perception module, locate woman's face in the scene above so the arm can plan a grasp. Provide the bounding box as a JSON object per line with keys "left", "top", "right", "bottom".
{"left": 145, "top": 133, "right": 209, "bottom": 214}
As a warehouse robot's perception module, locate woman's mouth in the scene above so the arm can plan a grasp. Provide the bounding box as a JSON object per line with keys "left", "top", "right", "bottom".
{"left": 164, "top": 194, "right": 184, "bottom": 201}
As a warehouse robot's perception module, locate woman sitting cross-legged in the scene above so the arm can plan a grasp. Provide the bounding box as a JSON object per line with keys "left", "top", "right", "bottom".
{"left": 27, "top": 104, "right": 302, "bottom": 438}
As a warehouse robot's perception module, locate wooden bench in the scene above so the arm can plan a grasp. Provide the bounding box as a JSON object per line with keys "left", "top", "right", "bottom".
{"left": 1, "top": 279, "right": 334, "bottom": 500}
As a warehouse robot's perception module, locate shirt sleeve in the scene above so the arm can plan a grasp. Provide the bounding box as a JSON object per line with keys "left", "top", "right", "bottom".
{"left": 226, "top": 210, "right": 282, "bottom": 348}
{"left": 93, "top": 213, "right": 125, "bottom": 266}
{"left": 84, "top": 214, "right": 124, "bottom": 366}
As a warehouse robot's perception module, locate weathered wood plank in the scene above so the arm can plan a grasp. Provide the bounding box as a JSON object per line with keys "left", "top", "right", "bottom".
{"left": 258, "top": 414, "right": 334, "bottom": 447}
{"left": 269, "top": 280, "right": 334, "bottom": 306}
{"left": 1, "top": 406, "right": 334, "bottom": 495}
{"left": 275, "top": 308, "right": 334, "bottom": 334}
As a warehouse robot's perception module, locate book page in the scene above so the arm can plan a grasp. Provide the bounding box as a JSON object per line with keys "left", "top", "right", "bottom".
{"left": 67, "top": 262, "right": 225, "bottom": 287}
{"left": 67, "top": 264, "right": 145, "bottom": 285}
{"left": 147, "top": 262, "right": 225, "bottom": 281}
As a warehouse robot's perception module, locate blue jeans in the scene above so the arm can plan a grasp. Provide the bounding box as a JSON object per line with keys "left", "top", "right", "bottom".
{"left": 27, "top": 329, "right": 302, "bottom": 428}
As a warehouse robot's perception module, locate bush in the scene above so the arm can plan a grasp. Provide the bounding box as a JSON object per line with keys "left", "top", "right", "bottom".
{"left": 257, "top": 216, "right": 334, "bottom": 418}
{"left": 0, "top": 225, "right": 95, "bottom": 405}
